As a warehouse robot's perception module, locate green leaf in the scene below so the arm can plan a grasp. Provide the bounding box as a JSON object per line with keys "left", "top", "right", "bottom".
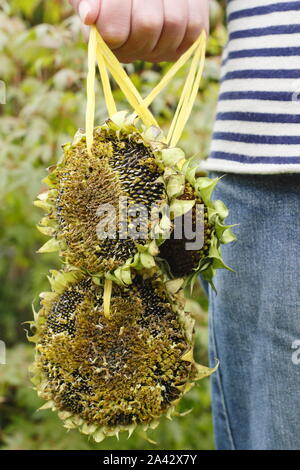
{"left": 33, "top": 200, "right": 52, "bottom": 211}
{"left": 166, "top": 174, "right": 185, "bottom": 199}
{"left": 221, "top": 228, "right": 237, "bottom": 244}
{"left": 213, "top": 199, "right": 229, "bottom": 219}
{"left": 37, "top": 237, "right": 60, "bottom": 253}
{"left": 209, "top": 239, "right": 233, "bottom": 271}
{"left": 147, "top": 240, "right": 159, "bottom": 256}
{"left": 195, "top": 177, "right": 219, "bottom": 206}
{"left": 143, "top": 125, "right": 163, "bottom": 141}
{"left": 110, "top": 110, "right": 128, "bottom": 127}
{"left": 36, "top": 225, "right": 55, "bottom": 236}
{"left": 120, "top": 268, "right": 132, "bottom": 285}
{"left": 201, "top": 264, "right": 216, "bottom": 292}
{"left": 140, "top": 253, "right": 156, "bottom": 268}
{"left": 159, "top": 214, "right": 172, "bottom": 233}
{"left": 165, "top": 278, "right": 184, "bottom": 294}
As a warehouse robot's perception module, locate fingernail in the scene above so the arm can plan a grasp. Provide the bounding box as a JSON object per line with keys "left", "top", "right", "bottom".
{"left": 78, "top": 1, "right": 91, "bottom": 24}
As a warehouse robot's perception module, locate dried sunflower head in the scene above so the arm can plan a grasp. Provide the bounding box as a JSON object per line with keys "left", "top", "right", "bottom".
{"left": 29, "top": 269, "right": 215, "bottom": 441}
{"left": 156, "top": 155, "right": 236, "bottom": 287}
{"left": 35, "top": 115, "right": 169, "bottom": 281}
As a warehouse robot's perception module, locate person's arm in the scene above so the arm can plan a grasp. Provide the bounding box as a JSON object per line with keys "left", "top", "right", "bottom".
{"left": 69, "top": 0, "right": 209, "bottom": 63}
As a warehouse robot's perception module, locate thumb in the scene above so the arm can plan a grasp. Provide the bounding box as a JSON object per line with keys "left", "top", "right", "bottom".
{"left": 69, "top": 0, "right": 101, "bottom": 25}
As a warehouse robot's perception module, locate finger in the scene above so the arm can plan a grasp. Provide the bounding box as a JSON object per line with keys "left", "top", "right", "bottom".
{"left": 151, "top": 0, "right": 188, "bottom": 62}
{"left": 114, "top": 0, "right": 164, "bottom": 62}
{"left": 177, "top": 0, "right": 209, "bottom": 55}
{"left": 69, "top": 0, "right": 101, "bottom": 25}
{"left": 96, "top": 0, "right": 132, "bottom": 50}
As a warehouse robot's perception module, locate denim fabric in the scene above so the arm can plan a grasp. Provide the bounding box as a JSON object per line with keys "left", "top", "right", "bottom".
{"left": 207, "top": 173, "right": 300, "bottom": 450}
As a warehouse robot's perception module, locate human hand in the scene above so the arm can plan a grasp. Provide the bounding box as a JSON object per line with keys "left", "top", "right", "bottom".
{"left": 69, "top": 0, "right": 209, "bottom": 63}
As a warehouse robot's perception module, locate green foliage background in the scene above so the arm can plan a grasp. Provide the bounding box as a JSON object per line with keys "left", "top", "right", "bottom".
{"left": 0, "top": 0, "right": 226, "bottom": 450}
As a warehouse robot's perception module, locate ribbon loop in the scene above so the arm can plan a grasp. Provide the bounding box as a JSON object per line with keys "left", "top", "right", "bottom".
{"left": 85, "top": 25, "right": 206, "bottom": 155}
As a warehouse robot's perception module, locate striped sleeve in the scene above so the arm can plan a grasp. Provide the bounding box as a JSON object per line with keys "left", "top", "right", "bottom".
{"left": 201, "top": 0, "right": 300, "bottom": 174}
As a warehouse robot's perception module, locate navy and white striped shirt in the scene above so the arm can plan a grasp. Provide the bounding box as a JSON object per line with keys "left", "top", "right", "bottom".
{"left": 202, "top": 0, "right": 300, "bottom": 174}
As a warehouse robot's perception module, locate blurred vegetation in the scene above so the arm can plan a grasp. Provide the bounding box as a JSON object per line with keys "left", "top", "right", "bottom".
{"left": 0, "top": 0, "right": 226, "bottom": 450}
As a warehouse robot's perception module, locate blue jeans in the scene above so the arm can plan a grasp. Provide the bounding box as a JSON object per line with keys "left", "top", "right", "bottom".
{"left": 207, "top": 173, "right": 300, "bottom": 450}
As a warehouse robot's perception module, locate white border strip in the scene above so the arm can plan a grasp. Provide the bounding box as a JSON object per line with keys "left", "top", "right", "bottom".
{"left": 200, "top": 158, "right": 300, "bottom": 175}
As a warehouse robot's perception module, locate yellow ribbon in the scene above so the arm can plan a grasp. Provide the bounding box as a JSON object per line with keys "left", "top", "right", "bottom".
{"left": 85, "top": 25, "right": 206, "bottom": 154}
